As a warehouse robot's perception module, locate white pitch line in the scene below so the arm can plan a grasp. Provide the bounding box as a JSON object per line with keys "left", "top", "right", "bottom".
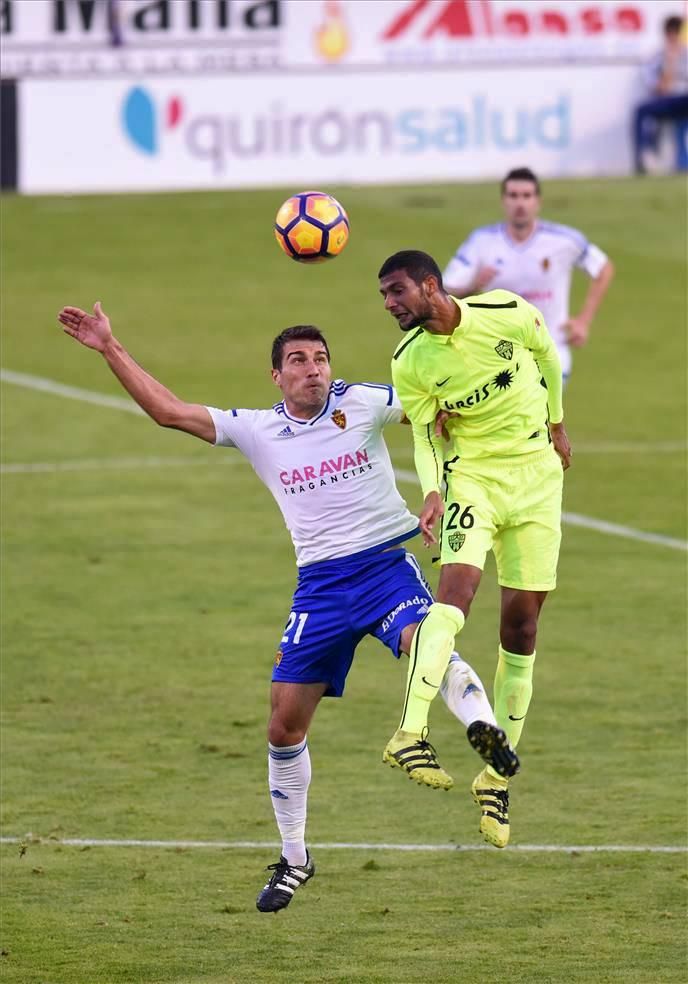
{"left": 2, "top": 369, "right": 686, "bottom": 552}
{"left": 395, "top": 442, "right": 686, "bottom": 456}
{"left": 0, "top": 836, "right": 685, "bottom": 854}
{"left": 1, "top": 368, "right": 145, "bottom": 415}
{"left": 562, "top": 441, "right": 686, "bottom": 454}
{"left": 562, "top": 511, "right": 687, "bottom": 551}
{"left": 0, "top": 456, "right": 241, "bottom": 475}
{"left": 392, "top": 468, "right": 687, "bottom": 552}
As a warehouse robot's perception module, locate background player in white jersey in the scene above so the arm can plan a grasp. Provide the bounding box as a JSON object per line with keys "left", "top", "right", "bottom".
{"left": 442, "top": 167, "right": 614, "bottom": 379}
{"left": 57, "top": 302, "right": 519, "bottom": 912}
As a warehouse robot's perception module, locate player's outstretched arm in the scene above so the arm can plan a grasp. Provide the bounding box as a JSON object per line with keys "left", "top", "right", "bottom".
{"left": 58, "top": 302, "right": 216, "bottom": 443}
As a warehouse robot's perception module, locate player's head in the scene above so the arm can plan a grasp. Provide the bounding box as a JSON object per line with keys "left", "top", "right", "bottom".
{"left": 501, "top": 167, "right": 541, "bottom": 229}
{"left": 271, "top": 325, "right": 332, "bottom": 415}
{"left": 663, "top": 15, "right": 683, "bottom": 43}
{"left": 378, "top": 250, "right": 445, "bottom": 331}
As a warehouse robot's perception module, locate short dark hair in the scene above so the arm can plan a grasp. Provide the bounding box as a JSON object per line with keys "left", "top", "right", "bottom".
{"left": 378, "top": 250, "right": 444, "bottom": 288}
{"left": 271, "top": 325, "right": 330, "bottom": 370}
{"left": 501, "top": 167, "right": 541, "bottom": 194}
{"left": 664, "top": 15, "right": 683, "bottom": 36}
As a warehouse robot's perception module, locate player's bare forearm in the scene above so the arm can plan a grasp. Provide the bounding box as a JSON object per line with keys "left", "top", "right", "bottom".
{"left": 102, "top": 337, "right": 176, "bottom": 423}
{"left": 58, "top": 303, "right": 215, "bottom": 442}
{"left": 580, "top": 259, "right": 615, "bottom": 325}
{"left": 101, "top": 338, "right": 215, "bottom": 442}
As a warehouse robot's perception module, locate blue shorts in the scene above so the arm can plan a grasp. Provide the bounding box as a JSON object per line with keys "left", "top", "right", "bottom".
{"left": 273, "top": 547, "right": 432, "bottom": 697}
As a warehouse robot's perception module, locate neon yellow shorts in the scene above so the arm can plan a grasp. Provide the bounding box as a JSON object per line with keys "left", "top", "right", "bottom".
{"left": 439, "top": 447, "right": 564, "bottom": 591}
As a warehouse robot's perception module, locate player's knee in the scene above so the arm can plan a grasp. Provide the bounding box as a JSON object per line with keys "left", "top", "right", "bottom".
{"left": 268, "top": 714, "right": 307, "bottom": 748}
{"left": 437, "top": 575, "right": 479, "bottom": 615}
{"left": 501, "top": 614, "right": 538, "bottom": 654}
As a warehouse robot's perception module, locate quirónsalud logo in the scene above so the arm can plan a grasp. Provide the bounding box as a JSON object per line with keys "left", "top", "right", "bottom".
{"left": 122, "top": 86, "right": 183, "bottom": 155}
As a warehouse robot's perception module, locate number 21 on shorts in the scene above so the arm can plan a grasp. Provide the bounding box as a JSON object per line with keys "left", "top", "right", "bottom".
{"left": 281, "top": 611, "right": 309, "bottom": 645}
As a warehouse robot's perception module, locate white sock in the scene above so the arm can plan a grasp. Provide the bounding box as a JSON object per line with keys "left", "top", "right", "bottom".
{"left": 268, "top": 738, "right": 311, "bottom": 866}
{"left": 440, "top": 652, "right": 497, "bottom": 729}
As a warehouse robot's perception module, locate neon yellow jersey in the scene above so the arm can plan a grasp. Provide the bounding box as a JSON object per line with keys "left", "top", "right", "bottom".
{"left": 391, "top": 290, "right": 563, "bottom": 497}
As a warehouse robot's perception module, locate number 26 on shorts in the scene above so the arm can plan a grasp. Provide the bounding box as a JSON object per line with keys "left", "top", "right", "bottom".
{"left": 445, "top": 503, "right": 475, "bottom": 530}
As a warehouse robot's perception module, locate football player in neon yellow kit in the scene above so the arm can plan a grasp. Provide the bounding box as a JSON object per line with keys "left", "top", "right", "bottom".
{"left": 378, "top": 250, "right": 572, "bottom": 847}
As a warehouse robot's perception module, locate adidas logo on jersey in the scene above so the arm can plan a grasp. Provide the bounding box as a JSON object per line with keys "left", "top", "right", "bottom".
{"left": 278, "top": 425, "right": 295, "bottom": 438}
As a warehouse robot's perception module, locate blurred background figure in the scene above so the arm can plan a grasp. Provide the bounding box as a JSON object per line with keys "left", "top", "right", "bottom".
{"left": 633, "top": 14, "right": 688, "bottom": 173}
{"left": 107, "top": 0, "right": 124, "bottom": 47}
{"left": 442, "top": 168, "right": 614, "bottom": 381}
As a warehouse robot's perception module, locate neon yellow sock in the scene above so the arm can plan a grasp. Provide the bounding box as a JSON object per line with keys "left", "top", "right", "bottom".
{"left": 493, "top": 645, "right": 536, "bottom": 751}
{"left": 399, "top": 602, "right": 465, "bottom": 734}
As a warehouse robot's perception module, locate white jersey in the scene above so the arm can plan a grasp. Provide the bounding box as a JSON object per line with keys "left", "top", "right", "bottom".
{"left": 206, "top": 380, "right": 418, "bottom": 567}
{"left": 442, "top": 221, "right": 609, "bottom": 376}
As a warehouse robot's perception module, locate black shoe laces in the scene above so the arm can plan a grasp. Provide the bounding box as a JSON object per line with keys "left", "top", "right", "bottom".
{"left": 417, "top": 731, "right": 440, "bottom": 764}
{"left": 265, "top": 856, "right": 307, "bottom": 882}
{"left": 264, "top": 858, "right": 291, "bottom": 885}
{"left": 492, "top": 789, "right": 509, "bottom": 815}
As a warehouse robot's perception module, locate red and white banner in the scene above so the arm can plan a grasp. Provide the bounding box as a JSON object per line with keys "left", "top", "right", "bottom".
{"left": 0, "top": 0, "right": 682, "bottom": 78}
{"left": 285, "top": 0, "right": 683, "bottom": 68}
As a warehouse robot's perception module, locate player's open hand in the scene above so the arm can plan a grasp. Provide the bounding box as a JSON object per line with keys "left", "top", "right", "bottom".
{"left": 419, "top": 491, "right": 444, "bottom": 547}
{"left": 549, "top": 421, "right": 572, "bottom": 471}
{"left": 58, "top": 302, "right": 112, "bottom": 353}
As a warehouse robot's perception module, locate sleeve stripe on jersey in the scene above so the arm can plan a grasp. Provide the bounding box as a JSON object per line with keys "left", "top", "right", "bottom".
{"left": 231, "top": 409, "right": 238, "bottom": 417}
{"left": 467, "top": 300, "right": 518, "bottom": 309}
{"left": 344, "top": 381, "right": 394, "bottom": 405}
{"left": 331, "top": 381, "right": 391, "bottom": 402}
{"left": 427, "top": 422, "right": 442, "bottom": 488}
{"left": 539, "top": 221, "right": 589, "bottom": 251}
{"left": 393, "top": 327, "right": 424, "bottom": 361}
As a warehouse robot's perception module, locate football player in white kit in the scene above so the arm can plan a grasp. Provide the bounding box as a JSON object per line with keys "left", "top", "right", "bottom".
{"left": 442, "top": 168, "right": 614, "bottom": 380}
{"left": 58, "top": 303, "right": 520, "bottom": 912}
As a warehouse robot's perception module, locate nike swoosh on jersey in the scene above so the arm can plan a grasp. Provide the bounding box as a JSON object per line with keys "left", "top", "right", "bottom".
{"left": 436, "top": 377, "right": 451, "bottom": 387}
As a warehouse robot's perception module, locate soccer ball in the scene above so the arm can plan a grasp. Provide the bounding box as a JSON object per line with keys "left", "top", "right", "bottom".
{"left": 274, "top": 191, "right": 350, "bottom": 263}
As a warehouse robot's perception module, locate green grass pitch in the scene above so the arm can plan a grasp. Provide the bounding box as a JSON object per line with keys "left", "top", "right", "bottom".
{"left": 1, "top": 176, "right": 686, "bottom": 983}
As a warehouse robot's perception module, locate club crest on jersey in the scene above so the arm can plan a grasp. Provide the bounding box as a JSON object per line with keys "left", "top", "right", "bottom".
{"left": 448, "top": 532, "right": 466, "bottom": 552}
{"left": 542, "top": 257, "right": 550, "bottom": 271}
{"left": 331, "top": 409, "right": 346, "bottom": 430}
{"left": 495, "top": 340, "right": 513, "bottom": 361}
